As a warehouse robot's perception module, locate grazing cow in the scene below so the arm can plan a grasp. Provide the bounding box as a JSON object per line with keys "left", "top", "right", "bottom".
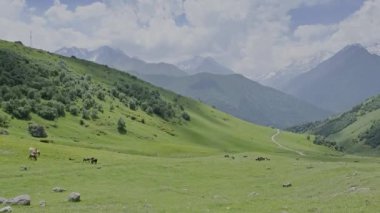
{"left": 256, "top": 157, "right": 266, "bottom": 161}
{"left": 224, "top": 154, "right": 230, "bottom": 158}
{"left": 28, "top": 147, "right": 40, "bottom": 161}
{"left": 90, "top": 158, "right": 97, "bottom": 164}
{"left": 231, "top": 156, "right": 235, "bottom": 160}
{"left": 83, "top": 158, "right": 91, "bottom": 162}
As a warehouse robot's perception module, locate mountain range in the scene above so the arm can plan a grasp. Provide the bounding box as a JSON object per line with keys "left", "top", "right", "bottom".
{"left": 56, "top": 46, "right": 187, "bottom": 76}
{"left": 57, "top": 46, "right": 331, "bottom": 128}
{"left": 142, "top": 73, "right": 331, "bottom": 128}
{"left": 280, "top": 44, "right": 380, "bottom": 113}
{"left": 177, "top": 56, "right": 235, "bottom": 75}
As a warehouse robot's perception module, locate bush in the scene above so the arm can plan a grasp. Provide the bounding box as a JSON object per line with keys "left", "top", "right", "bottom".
{"left": 36, "top": 105, "right": 58, "bottom": 120}
{"left": 117, "top": 117, "right": 126, "bottom": 134}
{"left": 69, "top": 105, "right": 80, "bottom": 116}
{"left": 182, "top": 112, "right": 191, "bottom": 121}
{"left": 0, "top": 114, "right": 10, "bottom": 128}
{"left": 82, "top": 109, "right": 90, "bottom": 120}
{"left": 28, "top": 123, "right": 47, "bottom": 138}
{"left": 129, "top": 100, "right": 137, "bottom": 111}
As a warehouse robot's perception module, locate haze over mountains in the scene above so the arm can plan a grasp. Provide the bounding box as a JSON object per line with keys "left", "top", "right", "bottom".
{"left": 143, "top": 73, "right": 330, "bottom": 128}
{"left": 281, "top": 44, "right": 380, "bottom": 113}
{"left": 56, "top": 46, "right": 331, "bottom": 128}
{"left": 177, "top": 56, "right": 235, "bottom": 75}
{"left": 56, "top": 46, "right": 187, "bottom": 76}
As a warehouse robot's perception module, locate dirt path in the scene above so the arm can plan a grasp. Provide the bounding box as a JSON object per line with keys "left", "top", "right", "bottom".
{"left": 271, "top": 129, "right": 305, "bottom": 156}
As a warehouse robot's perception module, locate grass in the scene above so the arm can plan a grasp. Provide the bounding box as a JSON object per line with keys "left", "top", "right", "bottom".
{"left": 1, "top": 40, "right": 380, "bottom": 212}
{"left": 1, "top": 132, "right": 380, "bottom": 212}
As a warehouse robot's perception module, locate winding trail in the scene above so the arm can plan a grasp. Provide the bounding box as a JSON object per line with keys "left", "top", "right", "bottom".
{"left": 271, "top": 129, "right": 305, "bottom": 156}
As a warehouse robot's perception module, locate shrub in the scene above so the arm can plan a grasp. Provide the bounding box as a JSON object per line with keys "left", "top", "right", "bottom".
{"left": 28, "top": 123, "right": 47, "bottom": 138}
{"left": 182, "top": 112, "right": 191, "bottom": 121}
{"left": 36, "top": 105, "right": 58, "bottom": 120}
{"left": 117, "top": 117, "right": 126, "bottom": 134}
{"left": 69, "top": 105, "right": 80, "bottom": 116}
{"left": 0, "top": 114, "right": 10, "bottom": 128}
{"left": 82, "top": 109, "right": 90, "bottom": 120}
{"left": 129, "top": 100, "right": 137, "bottom": 110}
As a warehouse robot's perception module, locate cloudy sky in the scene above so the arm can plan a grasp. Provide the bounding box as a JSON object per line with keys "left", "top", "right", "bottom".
{"left": 0, "top": 0, "right": 378, "bottom": 80}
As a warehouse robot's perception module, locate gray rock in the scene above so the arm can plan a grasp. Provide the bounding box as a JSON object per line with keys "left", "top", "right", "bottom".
{"left": 52, "top": 187, "right": 66, "bottom": 192}
{"left": 39, "top": 200, "right": 46, "bottom": 207}
{"left": 68, "top": 192, "right": 80, "bottom": 202}
{"left": 6, "top": 194, "right": 30, "bottom": 205}
{"left": 0, "top": 206, "right": 12, "bottom": 213}
{"left": 0, "top": 197, "right": 7, "bottom": 204}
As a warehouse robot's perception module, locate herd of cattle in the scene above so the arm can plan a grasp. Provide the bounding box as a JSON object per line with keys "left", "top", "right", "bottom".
{"left": 224, "top": 154, "right": 270, "bottom": 161}
{"left": 28, "top": 147, "right": 98, "bottom": 164}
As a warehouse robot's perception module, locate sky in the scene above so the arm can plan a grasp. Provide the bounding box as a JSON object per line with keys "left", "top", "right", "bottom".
{"left": 0, "top": 0, "right": 378, "bottom": 80}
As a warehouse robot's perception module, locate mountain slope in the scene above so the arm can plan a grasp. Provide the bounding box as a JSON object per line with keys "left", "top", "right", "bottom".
{"left": 1, "top": 39, "right": 322, "bottom": 156}
{"left": 283, "top": 44, "right": 380, "bottom": 113}
{"left": 177, "top": 56, "right": 235, "bottom": 75}
{"left": 56, "top": 46, "right": 187, "bottom": 77}
{"left": 289, "top": 94, "right": 380, "bottom": 154}
{"left": 141, "top": 73, "right": 331, "bottom": 128}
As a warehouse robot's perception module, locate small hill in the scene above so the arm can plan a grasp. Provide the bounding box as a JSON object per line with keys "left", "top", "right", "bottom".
{"left": 177, "top": 56, "right": 235, "bottom": 75}
{"left": 288, "top": 94, "right": 380, "bottom": 154}
{"left": 282, "top": 44, "right": 380, "bottom": 113}
{"left": 56, "top": 46, "right": 187, "bottom": 77}
{"left": 142, "top": 72, "right": 331, "bottom": 128}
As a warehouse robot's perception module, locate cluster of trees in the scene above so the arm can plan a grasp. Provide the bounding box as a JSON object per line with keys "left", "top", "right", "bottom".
{"left": 313, "top": 136, "right": 344, "bottom": 151}
{"left": 112, "top": 81, "right": 180, "bottom": 120}
{"left": 0, "top": 50, "right": 106, "bottom": 121}
{"left": 358, "top": 120, "right": 380, "bottom": 148}
{"left": 0, "top": 48, "right": 191, "bottom": 138}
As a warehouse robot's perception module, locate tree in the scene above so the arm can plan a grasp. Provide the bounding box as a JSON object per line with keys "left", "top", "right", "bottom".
{"left": 117, "top": 117, "right": 126, "bottom": 134}
{"left": 182, "top": 112, "right": 191, "bottom": 121}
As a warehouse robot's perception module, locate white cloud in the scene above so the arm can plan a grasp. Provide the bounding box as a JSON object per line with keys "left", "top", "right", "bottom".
{"left": 0, "top": 0, "right": 378, "bottom": 81}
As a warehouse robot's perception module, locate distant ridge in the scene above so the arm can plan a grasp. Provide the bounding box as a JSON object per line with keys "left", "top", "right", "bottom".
{"left": 56, "top": 46, "right": 187, "bottom": 76}
{"left": 177, "top": 56, "right": 235, "bottom": 75}
{"left": 282, "top": 44, "right": 380, "bottom": 113}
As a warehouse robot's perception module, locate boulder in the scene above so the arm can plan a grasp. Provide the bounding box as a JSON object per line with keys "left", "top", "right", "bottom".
{"left": 0, "top": 197, "right": 7, "bottom": 204}
{"left": 0, "top": 206, "right": 12, "bottom": 213}
{"left": 39, "top": 200, "right": 46, "bottom": 207}
{"left": 6, "top": 194, "right": 30, "bottom": 205}
{"left": 68, "top": 192, "right": 80, "bottom": 202}
{"left": 52, "top": 187, "right": 66, "bottom": 192}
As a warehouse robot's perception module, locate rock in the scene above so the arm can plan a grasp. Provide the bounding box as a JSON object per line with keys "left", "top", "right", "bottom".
{"left": 0, "top": 206, "right": 12, "bottom": 213}
{"left": 68, "top": 192, "right": 80, "bottom": 202}
{"left": 6, "top": 194, "right": 30, "bottom": 205}
{"left": 52, "top": 187, "right": 66, "bottom": 192}
{"left": 0, "top": 197, "right": 7, "bottom": 204}
{"left": 0, "top": 129, "right": 8, "bottom": 135}
{"left": 39, "top": 200, "right": 46, "bottom": 207}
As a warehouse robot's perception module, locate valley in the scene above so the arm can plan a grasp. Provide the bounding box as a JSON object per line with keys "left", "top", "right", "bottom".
{"left": 0, "top": 39, "right": 379, "bottom": 212}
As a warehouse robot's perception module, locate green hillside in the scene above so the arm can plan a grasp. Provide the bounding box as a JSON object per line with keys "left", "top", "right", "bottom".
{"left": 1, "top": 40, "right": 380, "bottom": 212}
{"left": 289, "top": 94, "right": 380, "bottom": 154}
